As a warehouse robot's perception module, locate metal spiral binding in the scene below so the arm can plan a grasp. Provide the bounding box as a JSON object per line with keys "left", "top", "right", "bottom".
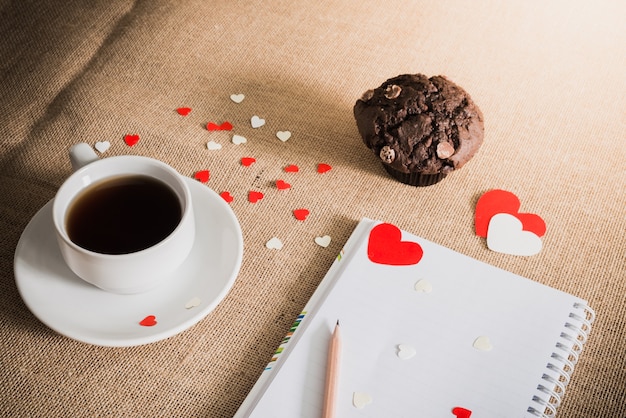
{"left": 527, "top": 303, "right": 595, "bottom": 417}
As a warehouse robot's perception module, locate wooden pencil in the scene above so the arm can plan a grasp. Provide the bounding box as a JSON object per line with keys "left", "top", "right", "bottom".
{"left": 322, "top": 320, "right": 342, "bottom": 418}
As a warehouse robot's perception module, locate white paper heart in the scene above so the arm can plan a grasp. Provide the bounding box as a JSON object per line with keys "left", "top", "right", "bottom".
{"left": 314, "top": 235, "right": 331, "bottom": 248}
{"left": 232, "top": 134, "right": 247, "bottom": 145}
{"left": 487, "top": 213, "right": 543, "bottom": 256}
{"left": 95, "top": 141, "right": 110, "bottom": 153}
{"left": 397, "top": 344, "right": 416, "bottom": 360}
{"left": 276, "top": 131, "right": 291, "bottom": 142}
{"left": 206, "top": 140, "right": 222, "bottom": 150}
{"left": 266, "top": 237, "right": 283, "bottom": 250}
{"left": 230, "top": 93, "right": 245, "bottom": 103}
{"left": 251, "top": 115, "right": 265, "bottom": 128}
{"left": 414, "top": 279, "right": 433, "bottom": 293}
{"left": 352, "top": 392, "right": 373, "bottom": 409}
{"left": 473, "top": 336, "right": 493, "bottom": 351}
{"left": 185, "top": 297, "right": 201, "bottom": 309}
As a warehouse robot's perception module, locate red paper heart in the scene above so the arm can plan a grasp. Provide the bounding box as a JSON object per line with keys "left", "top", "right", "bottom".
{"left": 220, "top": 191, "right": 233, "bottom": 203}
{"left": 293, "top": 209, "right": 309, "bottom": 221}
{"left": 194, "top": 170, "right": 210, "bottom": 183}
{"left": 317, "top": 163, "right": 332, "bottom": 174}
{"left": 284, "top": 164, "right": 299, "bottom": 173}
{"left": 276, "top": 180, "right": 291, "bottom": 190}
{"left": 452, "top": 407, "right": 472, "bottom": 418}
{"left": 241, "top": 157, "right": 256, "bottom": 167}
{"left": 139, "top": 315, "right": 157, "bottom": 327}
{"left": 367, "top": 223, "right": 423, "bottom": 266}
{"left": 475, "top": 189, "right": 546, "bottom": 238}
{"left": 207, "top": 121, "right": 233, "bottom": 131}
{"left": 249, "top": 191, "right": 264, "bottom": 203}
{"left": 176, "top": 107, "right": 192, "bottom": 116}
{"left": 124, "top": 134, "right": 140, "bottom": 147}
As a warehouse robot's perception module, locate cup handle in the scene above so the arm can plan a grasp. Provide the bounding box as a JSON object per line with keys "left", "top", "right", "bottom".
{"left": 69, "top": 143, "right": 100, "bottom": 171}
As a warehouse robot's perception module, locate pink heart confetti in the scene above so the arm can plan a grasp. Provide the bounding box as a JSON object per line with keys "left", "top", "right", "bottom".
{"left": 194, "top": 170, "right": 210, "bottom": 183}
{"left": 284, "top": 164, "right": 299, "bottom": 173}
{"left": 176, "top": 107, "right": 192, "bottom": 116}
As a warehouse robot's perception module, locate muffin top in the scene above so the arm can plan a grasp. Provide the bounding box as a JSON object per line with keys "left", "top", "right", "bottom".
{"left": 354, "top": 74, "right": 484, "bottom": 175}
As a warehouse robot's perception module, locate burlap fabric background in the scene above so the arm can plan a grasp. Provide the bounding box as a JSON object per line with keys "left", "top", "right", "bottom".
{"left": 1, "top": 1, "right": 624, "bottom": 416}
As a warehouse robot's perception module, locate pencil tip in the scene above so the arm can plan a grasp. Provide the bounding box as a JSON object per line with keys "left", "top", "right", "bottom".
{"left": 336, "top": 320, "right": 340, "bottom": 326}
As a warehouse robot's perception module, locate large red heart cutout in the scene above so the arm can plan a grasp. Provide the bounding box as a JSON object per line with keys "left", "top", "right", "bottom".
{"left": 367, "top": 223, "right": 423, "bottom": 266}
{"left": 475, "top": 189, "right": 546, "bottom": 238}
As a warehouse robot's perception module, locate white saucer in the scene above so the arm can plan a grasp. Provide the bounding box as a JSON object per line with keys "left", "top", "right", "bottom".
{"left": 14, "top": 178, "right": 243, "bottom": 347}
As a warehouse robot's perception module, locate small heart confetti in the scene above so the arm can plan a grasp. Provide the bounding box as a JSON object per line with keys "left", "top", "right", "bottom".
{"left": 95, "top": 141, "right": 110, "bottom": 153}
{"left": 452, "top": 407, "right": 473, "bottom": 418}
{"left": 230, "top": 93, "right": 245, "bottom": 103}
{"left": 207, "top": 140, "right": 222, "bottom": 150}
{"left": 397, "top": 344, "right": 416, "bottom": 360}
{"left": 185, "top": 297, "right": 201, "bottom": 309}
{"left": 249, "top": 191, "right": 264, "bottom": 203}
{"left": 241, "top": 157, "right": 256, "bottom": 167}
{"left": 139, "top": 315, "right": 157, "bottom": 327}
{"left": 276, "top": 131, "right": 291, "bottom": 142}
{"left": 266, "top": 237, "right": 283, "bottom": 250}
{"left": 194, "top": 170, "right": 210, "bottom": 183}
{"left": 472, "top": 336, "right": 493, "bottom": 351}
{"left": 284, "top": 164, "right": 299, "bottom": 173}
{"left": 487, "top": 213, "right": 542, "bottom": 256}
{"left": 232, "top": 134, "right": 247, "bottom": 145}
{"left": 220, "top": 191, "right": 234, "bottom": 203}
{"left": 124, "top": 134, "right": 140, "bottom": 147}
{"left": 414, "top": 279, "right": 433, "bottom": 293}
{"left": 352, "top": 392, "right": 373, "bottom": 409}
{"left": 176, "top": 107, "right": 192, "bottom": 116}
{"left": 314, "top": 235, "right": 331, "bottom": 248}
{"left": 251, "top": 115, "right": 265, "bottom": 128}
{"left": 293, "top": 209, "right": 309, "bottom": 221}
{"left": 207, "top": 121, "right": 233, "bottom": 131}
{"left": 317, "top": 163, "right": 332, "bottom": 174}
{"left": 276, "top": 180, "right": 291, "bottom": 190}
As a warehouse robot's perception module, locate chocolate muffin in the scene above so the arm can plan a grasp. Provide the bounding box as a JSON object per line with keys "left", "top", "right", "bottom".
{"left": 354, "top": 74, "right": 484, "bottom": 186}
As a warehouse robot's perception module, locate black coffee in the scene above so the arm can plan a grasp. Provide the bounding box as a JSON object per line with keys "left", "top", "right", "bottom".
{"left": 66, "top": 175, "right": 182, "bottom": 254}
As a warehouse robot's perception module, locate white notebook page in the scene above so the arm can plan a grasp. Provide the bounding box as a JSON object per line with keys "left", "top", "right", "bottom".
{"left": 244, "top": 219, "right": 587, "bottom": 418}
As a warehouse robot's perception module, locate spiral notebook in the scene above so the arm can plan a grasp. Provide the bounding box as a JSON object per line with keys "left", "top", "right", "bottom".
{"left": 234, "top": 218, "right": 594, "bottom": 418}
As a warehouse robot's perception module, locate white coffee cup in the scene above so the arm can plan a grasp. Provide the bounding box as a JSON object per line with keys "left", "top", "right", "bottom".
{"left": 52, "top": 143, "right": 195, "bottom": 294}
